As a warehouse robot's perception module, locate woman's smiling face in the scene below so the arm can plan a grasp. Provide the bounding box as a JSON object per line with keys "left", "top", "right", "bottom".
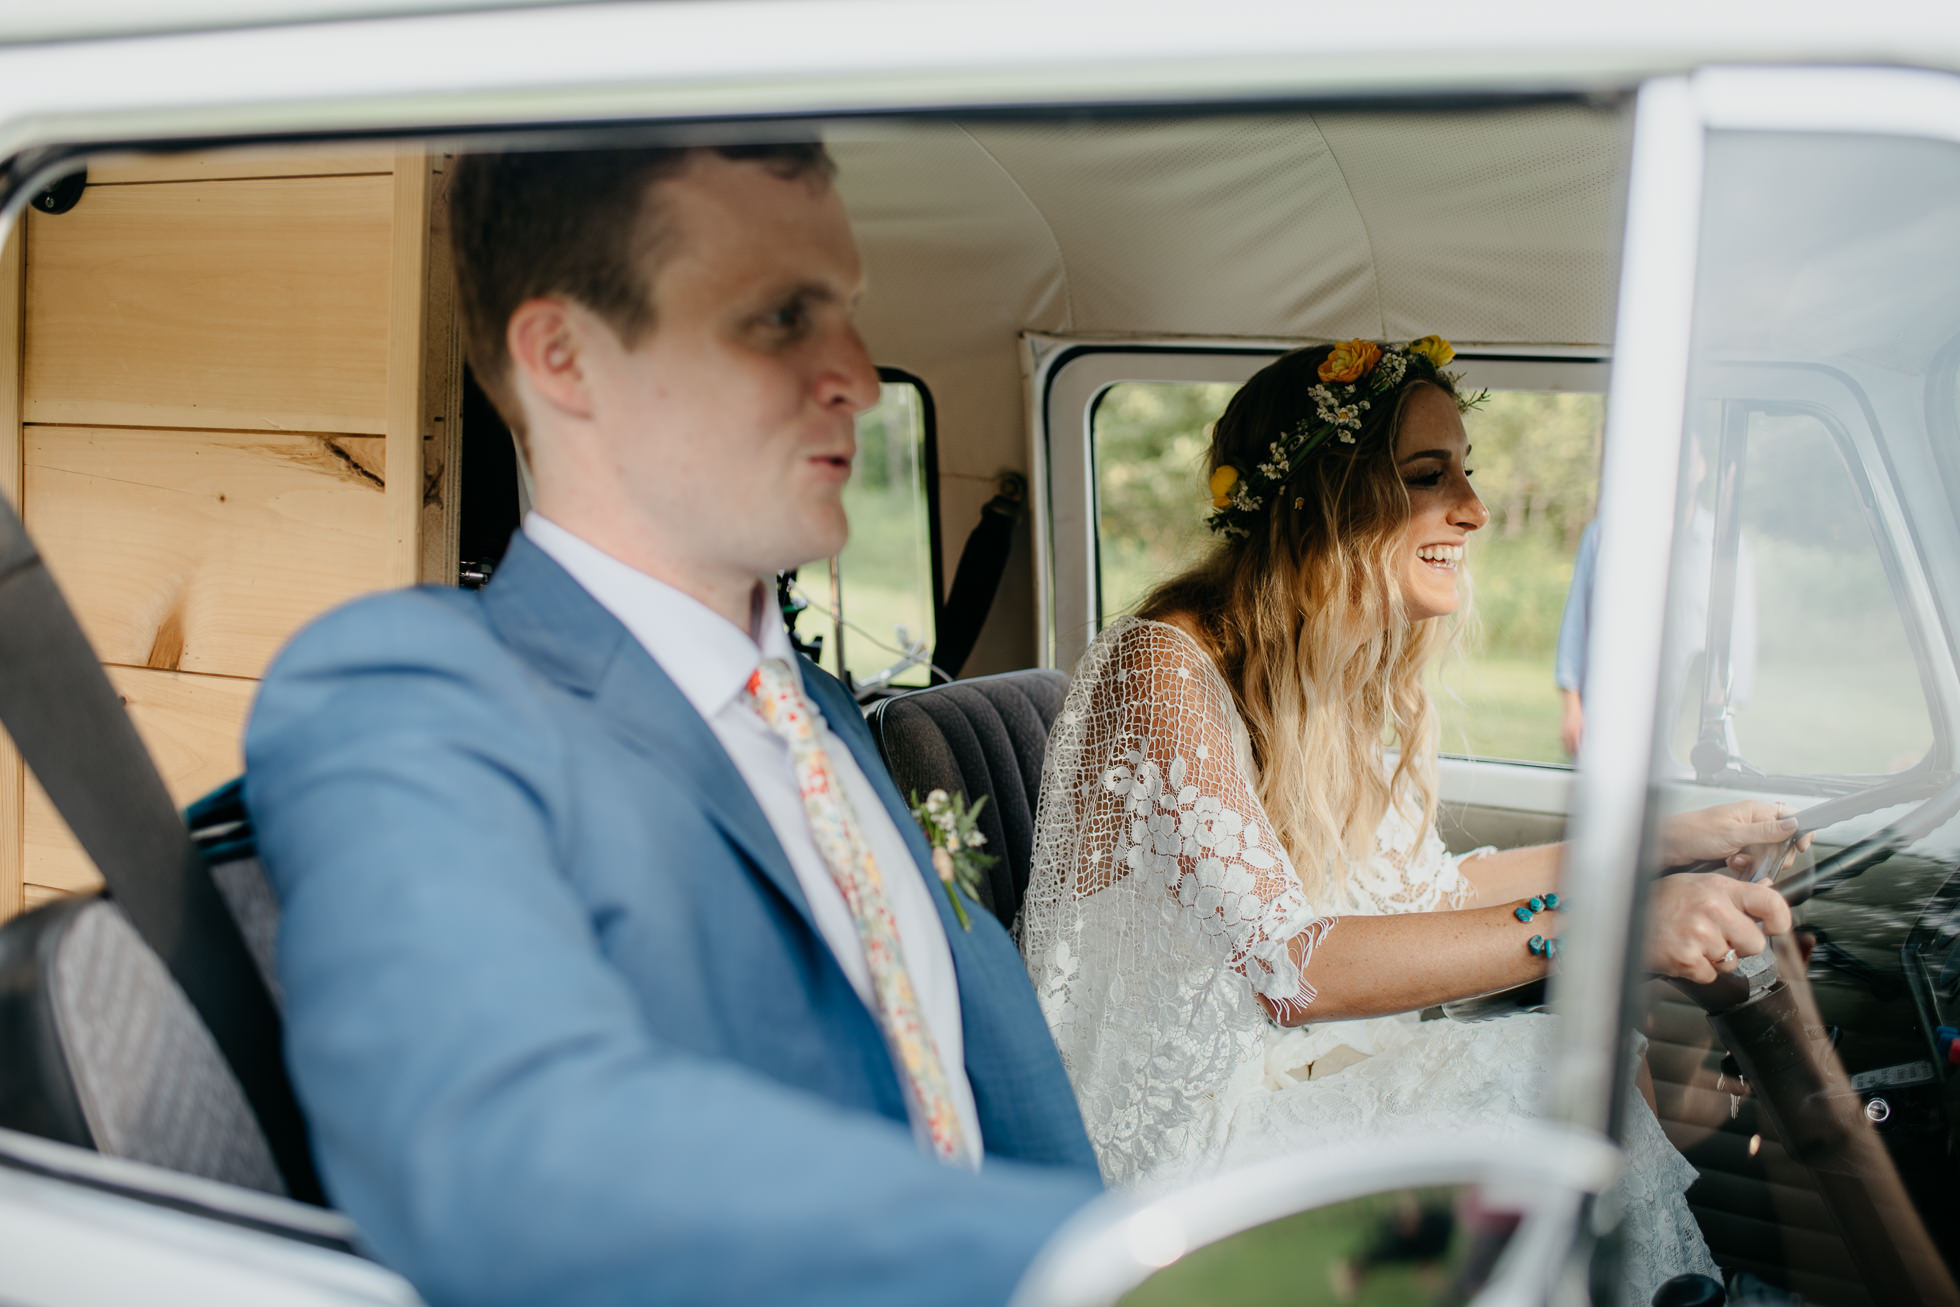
{"left": 1393, "top": 383, "right": 1488, "bottom": 622}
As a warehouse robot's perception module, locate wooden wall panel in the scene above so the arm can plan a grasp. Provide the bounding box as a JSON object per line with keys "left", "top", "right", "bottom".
{"left": 22, "top": 666, "right": 254, "bottom": 899}
{"left": 88, "top": 147, "right": 394, "bottom": 186}
{"left": 23, "top": 427, "right": 389, "bottom": 679}
{"left": 0, "top": 219, "right": 22, "bottom": 919}
{"left": 421, "top": 155, "right": 465, "bottom": 587}
{"left": 387, "top": 153, "right": 431, "bottom": 586}
{"left": 3, "top": 146, "right": 459, "bottom": 920}
{"left": 22, "top": 175, "right": 394, "bottom": 434}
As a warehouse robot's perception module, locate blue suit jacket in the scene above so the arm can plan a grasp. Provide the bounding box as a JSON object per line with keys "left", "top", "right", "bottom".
{"left": 243, "top": 534, "right": 1101, "bottom": 1307}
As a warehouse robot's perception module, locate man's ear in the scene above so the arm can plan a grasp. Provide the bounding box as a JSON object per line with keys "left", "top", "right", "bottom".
{"left": 506, "top": 297, "right": 596, "bottom": 421}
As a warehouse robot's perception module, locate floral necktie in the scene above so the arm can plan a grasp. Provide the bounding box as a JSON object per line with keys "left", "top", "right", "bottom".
{"left": 746, "top": 657, "right": 966, "bottom": 1163}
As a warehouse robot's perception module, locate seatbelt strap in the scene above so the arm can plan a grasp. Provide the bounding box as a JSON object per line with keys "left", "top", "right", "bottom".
{"left": 0, "top": 499, "right": 323, "bottom": 1203}
{"left": 933, "top": 473, "right": 1026, "bottom": 681}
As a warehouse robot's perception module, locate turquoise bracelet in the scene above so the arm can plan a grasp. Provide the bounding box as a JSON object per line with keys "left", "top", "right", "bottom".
{"left": 1518, "top": 891, "right": 1562, "bottom": 960}
{"left": 1513, "top": 891, "right": 1560, "bottom": 924}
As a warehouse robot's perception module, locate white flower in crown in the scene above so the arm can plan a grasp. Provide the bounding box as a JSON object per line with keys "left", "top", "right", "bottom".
{"left": 1371, "top": 350, "right": 1408, "bottom": 390}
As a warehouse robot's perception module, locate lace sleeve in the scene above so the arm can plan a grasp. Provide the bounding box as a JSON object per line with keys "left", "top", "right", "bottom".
{"left": 1040, "top": 620, "right": 1336, "bottom": 1021}
{"left": 1361, "top": 794, "right": 1489, "bottom": 913}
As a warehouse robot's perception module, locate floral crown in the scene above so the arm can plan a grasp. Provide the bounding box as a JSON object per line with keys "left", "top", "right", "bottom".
{"left": 1205, "top": 335, "right": 1482, "bottom": 540}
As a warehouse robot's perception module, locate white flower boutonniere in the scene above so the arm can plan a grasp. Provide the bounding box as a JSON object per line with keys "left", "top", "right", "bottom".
{"left": 908, "top": 788, "right": 996, "bottom": 930}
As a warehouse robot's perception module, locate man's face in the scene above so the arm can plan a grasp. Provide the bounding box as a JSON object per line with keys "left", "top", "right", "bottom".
{"left": 578, "top": 154, "right": 878, "bottom": 587}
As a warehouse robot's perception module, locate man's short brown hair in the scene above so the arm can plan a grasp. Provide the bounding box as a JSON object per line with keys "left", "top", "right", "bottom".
{"left": 448, "top": 141, "right": 836, "bottom": 445}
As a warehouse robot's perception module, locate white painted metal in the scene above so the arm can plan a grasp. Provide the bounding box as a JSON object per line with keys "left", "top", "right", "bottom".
{"left": 0, "top": 1138, "right": 420, "bottom": 1306}
{"left": 1546, "top": 77, "right": 1705, "bottom": 1135}
{"left": 0, "top": 1127, "right": 359, "bottom": 1244}
{"left": 1438, "top": 756, "right": 1575, "bottom": 819}
{"left": 1008, "top": 1121, "right": 1620, "bottom": 1307}
{"left": 6, "top": 1, "right": 1960, "bottom": 101}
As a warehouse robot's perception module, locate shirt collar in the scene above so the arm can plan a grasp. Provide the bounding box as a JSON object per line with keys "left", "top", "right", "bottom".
{"left": 523, "top": 513, "right": 801, "bottom": 722}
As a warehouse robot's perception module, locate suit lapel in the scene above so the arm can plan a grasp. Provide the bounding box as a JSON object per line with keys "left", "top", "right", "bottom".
{"left": 482, "top": 536, "right": 817, "bottom": 933}
{"left": 798, "top": 666, "right": 986, "bottom": 972}
{"left": 589, "top": 652, "right": 820, "bottom": 930}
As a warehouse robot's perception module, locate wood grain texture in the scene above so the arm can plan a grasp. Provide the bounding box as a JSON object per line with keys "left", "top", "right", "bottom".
{"left": 23, "top": 666, "right": 254, "bottom": 899}
{"left": 387, "top": 151, "right": 431, "bottom": 586}
{"left": 421, "top": 154, "right": 464, "bottom": 586}
{"left": 87, "top": 146, "right": 395, "bottom": 185}
{"left": 0, "top": 219, "right": 22, "bottom": 919}
{"left": 23, "top": 425, "right": 390, "bottom": 680}
{"left": 23, "top": 175, "right": 394, "bottom": 434}
{"left": 23, "top": 884, "right": 67, "bottom": 912}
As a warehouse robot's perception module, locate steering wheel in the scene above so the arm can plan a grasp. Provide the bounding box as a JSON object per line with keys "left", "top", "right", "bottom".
{"left": 1662, "top": 769, "right": 1960, "bottom": 1306}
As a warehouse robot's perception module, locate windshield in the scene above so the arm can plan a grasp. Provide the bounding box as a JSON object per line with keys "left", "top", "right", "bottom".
{"left": 1637, "top": 126, "right": 1960, "bottom": 1305}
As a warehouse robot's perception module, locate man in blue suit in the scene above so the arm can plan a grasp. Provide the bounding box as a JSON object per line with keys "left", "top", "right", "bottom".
{"left": 244, "top": 141, "right": 1101, "bottom": 1307}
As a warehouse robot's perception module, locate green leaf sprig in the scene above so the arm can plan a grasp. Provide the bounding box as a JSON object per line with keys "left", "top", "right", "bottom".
{"left": 908, "top": 788, "right": 996, "bottom": 930}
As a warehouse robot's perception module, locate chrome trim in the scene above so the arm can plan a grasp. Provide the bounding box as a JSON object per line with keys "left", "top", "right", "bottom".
{"left": 1548, "top": 76, "right": 1704, "bottom": 1131}
{"left": 1008, "top": 1122, "right": 1621, "bottom": 1307}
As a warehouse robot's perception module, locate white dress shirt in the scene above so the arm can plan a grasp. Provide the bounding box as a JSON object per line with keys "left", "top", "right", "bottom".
{"left": 524, "top": 515, "right": 982, "bottom": 1168}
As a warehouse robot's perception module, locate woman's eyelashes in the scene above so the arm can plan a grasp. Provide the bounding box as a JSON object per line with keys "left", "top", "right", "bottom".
{"left": 1404, "top": 465, "right": 1473, "bottom": 489}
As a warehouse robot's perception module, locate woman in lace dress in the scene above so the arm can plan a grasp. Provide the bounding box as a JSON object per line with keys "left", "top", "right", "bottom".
{"left": 1019, "top": 338, "right": 1797, "bottom": 1304}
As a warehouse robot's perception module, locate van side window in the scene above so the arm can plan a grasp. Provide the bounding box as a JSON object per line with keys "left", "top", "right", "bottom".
{"left": 1450, "top": 389, "right": 1604, "bottom": 764}
{"left": 1687, "top": 405, "right": 1931, "bottom": 778}
{"left": 1090, "top": 381, "right": 1603, "bottom": 765}
{"left": 810, "top": 375, "right": 939, "bottom": 691}
{"left": 1091, "top": 380, "right": 1233, "bottom": 621}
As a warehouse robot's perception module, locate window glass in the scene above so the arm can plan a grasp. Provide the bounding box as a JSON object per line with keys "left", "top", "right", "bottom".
{"left": 1445, "top": 391, "right": 1603, "bottom": 764}
{"left": 1092, "top": 380, "right": 1234, "bottom": 619}
{"left": 1091, "top": 381, "right": 1603, "bottom": 765}
{"left": 810, "top": 379, "right": 937, "bottom": 690}
{"left": 1638, "top": 129, "right": 1960, "bottom": 1307}
{"left": 1713, "top": 409, "right": 1929, "bottom": 777}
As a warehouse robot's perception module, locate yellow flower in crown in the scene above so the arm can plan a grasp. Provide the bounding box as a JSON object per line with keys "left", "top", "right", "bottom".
{"left": 1407, "top": 334, "right": 1455, "bottom": 367}
{"left": 1209, "top": 464, "right": 1241, "bottom": 509}
{"left": 1319, "top": 338, "right": 1383, "bottom": 384}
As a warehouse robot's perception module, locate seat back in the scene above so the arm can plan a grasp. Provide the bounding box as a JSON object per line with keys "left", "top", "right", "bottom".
{"left": 0, "top": 896, "right": 286, "bottom": 1196}
{"left": 866, "top": 669, "right": 1069, "bottom": 927}
{"left": 0, "top": 780, "right": 290, "bottom": 1197}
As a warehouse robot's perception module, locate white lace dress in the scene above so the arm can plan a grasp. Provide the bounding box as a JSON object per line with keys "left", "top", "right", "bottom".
{"left": 1019, "top": 617, "right": 1716, "bottom": 1304}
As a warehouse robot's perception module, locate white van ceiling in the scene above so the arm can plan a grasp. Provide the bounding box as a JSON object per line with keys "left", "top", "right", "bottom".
{"left": 838, "top": 105, "right": 1629, "bottom": 359}
{"left": 829, "top": 103, "right": 1629, "bottom": 672}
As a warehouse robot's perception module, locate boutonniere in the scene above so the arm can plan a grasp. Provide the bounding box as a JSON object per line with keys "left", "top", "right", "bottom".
{"left": 908, "top": 788, "right": 996, "bottom": 930}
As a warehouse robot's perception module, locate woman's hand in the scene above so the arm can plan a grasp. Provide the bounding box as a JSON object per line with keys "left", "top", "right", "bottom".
{"left": 1658, "top": 801, "right": 1807, "bottom": 876}
{"left": 1645, "top": 872, "right": 1793, "bottom": 983}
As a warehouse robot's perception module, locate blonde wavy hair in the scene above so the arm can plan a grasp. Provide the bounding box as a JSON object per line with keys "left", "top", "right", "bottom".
{"left": 1137, "top": 344, "right": 1464, "bottom": 902}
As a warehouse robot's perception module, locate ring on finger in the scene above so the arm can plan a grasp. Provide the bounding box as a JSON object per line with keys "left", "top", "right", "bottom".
{"left": 1719, "top": 948, "right": 1738, "bottom": 968}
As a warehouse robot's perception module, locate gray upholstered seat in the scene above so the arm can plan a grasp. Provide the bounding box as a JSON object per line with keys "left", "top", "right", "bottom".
{"left": 0, "top": 896, "right": 285, "bottom": 1196}
{"left": 865, "top": 669, "right": 1070, "bottom": 928}
{"left": 0, "top": 780, "right": 290, "bottom": 1198}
